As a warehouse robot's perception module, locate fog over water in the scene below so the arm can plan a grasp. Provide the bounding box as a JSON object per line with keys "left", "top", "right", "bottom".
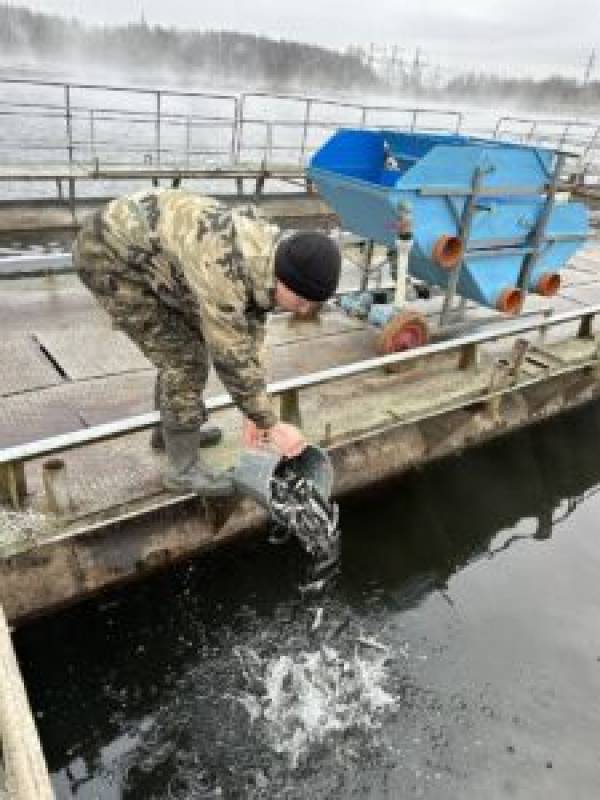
{"left": 16, "top": 0, "right": 600, "bottom": 78}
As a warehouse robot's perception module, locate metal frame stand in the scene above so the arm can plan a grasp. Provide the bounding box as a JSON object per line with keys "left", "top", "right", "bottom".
{"left": 439, "top": 166, "right": 484, "bottom": 327}
{"left": 518, "top": 153, "right": 566, "bottom": 297}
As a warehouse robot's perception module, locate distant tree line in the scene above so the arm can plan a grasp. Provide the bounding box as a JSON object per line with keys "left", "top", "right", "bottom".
{"left": 0, "top": 4, "right": 379, "bottom": 91}
{"left": 443, "top": 72, "right": 600, "bottom": 111}
{"left": 1, "top": 5, "right": 599, "bottom": 110}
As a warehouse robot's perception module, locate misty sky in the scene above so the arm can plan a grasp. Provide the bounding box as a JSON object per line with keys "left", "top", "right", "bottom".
{"left": 15, "top": 0, "right": 600, "bottom": 77}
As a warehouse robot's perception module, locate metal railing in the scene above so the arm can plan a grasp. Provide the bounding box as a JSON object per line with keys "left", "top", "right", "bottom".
{"left": 1, "top": 302, "right": 598, "bottom": 509}
{"left": 236, "top": 91, "right": 464, "bottom": 164}
{"left": 0, "top": 77, "right": 240, "bottom": 169}
{"left": 493, "top": 115, "right": 600, "bottom": 172}
{"left": 0, "top": 77, "right": 599, "bottom": 183}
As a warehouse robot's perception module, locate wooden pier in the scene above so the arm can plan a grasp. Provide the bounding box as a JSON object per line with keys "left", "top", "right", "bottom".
{"left": 2, "top": 232, "right": 600, "bottom": 626}
{"left": 0, "top": 606, "right": 54, "bottom": 799}
{"left": 3, "top": 74, "right": 600, "bottom": 800}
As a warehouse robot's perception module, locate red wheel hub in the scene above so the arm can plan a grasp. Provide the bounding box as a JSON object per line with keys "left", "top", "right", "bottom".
{"left": 376, "top": 312, "right": 429, "bottom": 354}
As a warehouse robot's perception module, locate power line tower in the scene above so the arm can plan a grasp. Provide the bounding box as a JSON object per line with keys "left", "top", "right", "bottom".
{"left": 583, "top": 49, "right": 596, "bottom": 88}
{"left": 412, "top": 48, "right": 423, "bottom": 88}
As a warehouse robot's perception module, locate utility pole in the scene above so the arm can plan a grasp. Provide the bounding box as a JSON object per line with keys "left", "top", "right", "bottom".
{"left": 368, "top": 43, "right": 375, "bottom": 71}
{"left": 583, "top": 49, "right": 596, "bottom": 88}
{"left": 412, "top": 48, "right": 422, "bottom": 88}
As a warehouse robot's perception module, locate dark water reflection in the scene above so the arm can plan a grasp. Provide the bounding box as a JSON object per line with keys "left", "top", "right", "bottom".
{"left": 15, "top": 399, "right": 600, "bottom": 799}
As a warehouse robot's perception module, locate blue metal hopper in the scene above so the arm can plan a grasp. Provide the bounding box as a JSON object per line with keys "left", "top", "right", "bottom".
{"left": 308, "top": 129, "right": 588, "bottom": 316}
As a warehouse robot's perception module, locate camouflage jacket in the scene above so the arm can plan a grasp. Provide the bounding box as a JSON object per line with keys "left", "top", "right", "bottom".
{"left": 101, "top": 188, "right": 280, "bottom": 428}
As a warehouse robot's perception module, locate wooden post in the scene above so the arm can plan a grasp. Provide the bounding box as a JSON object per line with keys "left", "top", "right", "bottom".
{"left": 0, "top": 606, "right": 55, "bottom": 799}
{"left": 578, "top": 312, "right": 594, "bottom": 339}
{"left": 279, "top": 389, "right": 302, "bottom": 427}
{"left": 458, "top": 342, "right": 479, "bottom": 370}
{"left": 0, "top": 463, "right": 27, "bottom": 510}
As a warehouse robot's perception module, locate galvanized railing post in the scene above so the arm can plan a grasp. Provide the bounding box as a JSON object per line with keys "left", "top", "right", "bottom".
{"left": 155, "top": 89, "right": 161, "bottom": 167}
{"left": 89, "top": 108, "right": 96, "bottom": 162}
{"left": 231, "top": 96, "right": 240, "bottom": 163}
{"left": 185, "top": 115, "right": 191, "bottom": 169}
{"left": 64, "top": 83, "right": 73, "bottom": 166}
{"left": 300, "top": 98, "right": 312, "bottom": 165}
{"left": 64, "top": 82, "right": 77, "bottom": 217}
{"left": 236, "top": 93, "right": 246, "bottom": 162}
{"left": 558, "top": 122, "right": 571, "bottom": 151}
{"left": 581, "top": 123, "right": 600, "bottom": 166}
{"left": 263, "top": 122, "right": 273, "bottom": 166}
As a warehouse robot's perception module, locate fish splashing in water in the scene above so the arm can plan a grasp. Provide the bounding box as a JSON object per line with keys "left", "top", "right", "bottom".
{"left": 234, "top": 642, "right": 396, "bottom": 768}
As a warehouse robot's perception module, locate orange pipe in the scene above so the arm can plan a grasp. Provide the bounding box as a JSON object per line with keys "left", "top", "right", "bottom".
{"left": 496, "top": 288, "right": 524, "bottom": 315}
{"left": 533, "top": 272, "right": 561, "bottom": 297}
{"left": 432, "top": 235, "right": 464, "bottom": 269}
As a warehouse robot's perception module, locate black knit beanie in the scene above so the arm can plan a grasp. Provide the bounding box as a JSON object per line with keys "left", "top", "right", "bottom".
{"left": 274, "top": 232, "right": 341, "bottom": 302}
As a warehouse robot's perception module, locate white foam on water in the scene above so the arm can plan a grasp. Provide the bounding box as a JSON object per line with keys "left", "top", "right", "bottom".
{"left": 234, "top": 642, "right": 396, "bottom": 768}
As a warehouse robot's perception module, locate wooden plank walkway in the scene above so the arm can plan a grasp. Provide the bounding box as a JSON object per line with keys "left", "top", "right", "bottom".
{"left": 2, "top": 246, "right": 600, "bottom": 453}
{"left": 2, "top": 243, "right": 600, "bottom": 623}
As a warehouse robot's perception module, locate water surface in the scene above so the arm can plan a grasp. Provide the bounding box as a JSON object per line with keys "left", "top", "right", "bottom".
{"left": 15, "top": 399, "right": 600, "bottom": 799}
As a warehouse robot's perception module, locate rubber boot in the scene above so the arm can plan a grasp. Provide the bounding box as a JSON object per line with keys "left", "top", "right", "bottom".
{"left": 162, "top": 423, "right": 234, "bottom": 497}
{"left": 150, "top": 376, "right": 222, "bottom": 451}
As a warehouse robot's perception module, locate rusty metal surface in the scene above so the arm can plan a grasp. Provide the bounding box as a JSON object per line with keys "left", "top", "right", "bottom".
{"left": 34, "top": 326, "right": 153, "bottom": 379}
{"left": 0, "top": 335, "right": 62, "bottom": 396}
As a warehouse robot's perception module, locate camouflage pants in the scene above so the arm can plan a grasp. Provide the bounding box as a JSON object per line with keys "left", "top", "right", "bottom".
{"left": 73, "top": 217, "right": 209, "bottom": 428}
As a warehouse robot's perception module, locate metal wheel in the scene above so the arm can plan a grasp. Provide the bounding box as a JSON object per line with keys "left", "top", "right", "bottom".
{"left": 375, "top": 311, "right": 429, "bottom": 354}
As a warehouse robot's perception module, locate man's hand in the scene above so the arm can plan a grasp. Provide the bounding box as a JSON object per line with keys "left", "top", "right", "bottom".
{"left": 266, "top": 422, "right": 307, "bottom": 458}
{"left": 242, "top": 419, "right": 307, "bottom": 458}
{"left": 242, "top": 418, "right": 266, "bottom": 448}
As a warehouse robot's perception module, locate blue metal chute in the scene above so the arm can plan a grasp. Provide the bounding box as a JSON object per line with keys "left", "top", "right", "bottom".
{"left": 308, "top": 129, "right": 589, "bottom": 315}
